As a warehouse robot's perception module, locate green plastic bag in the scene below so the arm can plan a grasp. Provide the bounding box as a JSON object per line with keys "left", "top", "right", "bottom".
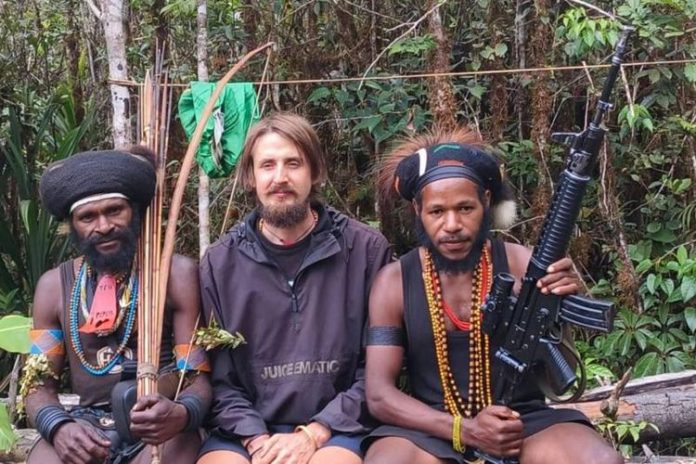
{"left": 178, "top": 81, "right": 259, "bottom": 178}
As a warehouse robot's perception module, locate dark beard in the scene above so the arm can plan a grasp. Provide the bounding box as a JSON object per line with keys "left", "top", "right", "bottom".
{"left": 70, "top": 209, "right": 140, "bottom": 275}
{"left": 416, "top": 209, "right": 491, "bottom": 274}
{"left": 258, "top": 199, "right": 310, "bottom": 228}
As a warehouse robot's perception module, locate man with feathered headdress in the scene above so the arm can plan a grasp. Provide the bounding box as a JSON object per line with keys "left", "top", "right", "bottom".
{"left": 361, "top": 127, "right": 622, "bottom": 463}
{"left": 24, "top": 148, "right": 211, "bottom": 464}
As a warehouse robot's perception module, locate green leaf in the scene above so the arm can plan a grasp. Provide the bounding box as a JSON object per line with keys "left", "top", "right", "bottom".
{"left": 494, "top": 43, "right": 508, "bottom": 57}
{"left": 0, "top": 315, "right": 32, "bottom": 353}
{"left": 307, "top": 87, "right": 331, "bottom": 104}
{"left": 685, "top": 63, "right": 696, "bottom": 83}
{"left": 646, "top": 274, "right": 657, "bottom": 294}
{"left": 469, "top": 84, "right": 486, "bottom": 99}
{"left": 353, "top": 115, "right": 382, "bottom": 132}
{"left": 646, "top": 222, "right": 661, "bottom": 233}
{"left": 634, "top": 259, "right": 653, "bottom": 274}
{"left": 685, "top": 307, "right": 696, "bottom": 333}
{"left": 634, "top": 352, "right": 659, "bottom": 377}
{"left": 681, "top": 276, "right": 696, "bottom": 302}
{"left": 648, "top": 228, "right": 677, "bottom": 243}
{"left": 677, "top": 246, "right": 688, "bottom": 265}
{"left": 660, "top": 278, "right": 675, "bottom": 297}
{"left": 0, "top": 404, "right": 16, "bottom": 451}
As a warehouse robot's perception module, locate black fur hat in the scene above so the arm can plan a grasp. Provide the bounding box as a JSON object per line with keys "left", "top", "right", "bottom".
{"left": 39, "top": 150, "right": 156, "bottom": 220}
{"left": 394, "top": 143, "right": 517, "bottom": 229}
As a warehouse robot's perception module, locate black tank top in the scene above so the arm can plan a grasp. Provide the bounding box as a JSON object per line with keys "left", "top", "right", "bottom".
{"left": 400, "top": 239, "right": 545, "bottom": 413}
{"left": 59, "top": 260, "right": 174, "bottom": 407}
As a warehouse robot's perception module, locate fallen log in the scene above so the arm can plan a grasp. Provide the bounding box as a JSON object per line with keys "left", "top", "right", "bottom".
{"left": 554, "top": 371, "right": 696, "bottom": 443}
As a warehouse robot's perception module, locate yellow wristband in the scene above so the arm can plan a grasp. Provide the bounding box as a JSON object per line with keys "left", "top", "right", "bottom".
{"left": 452, "top": 414, "right": 465, "bottom": 453}
{"left": 295, "top": 425, "right": 319, "bottom": 449}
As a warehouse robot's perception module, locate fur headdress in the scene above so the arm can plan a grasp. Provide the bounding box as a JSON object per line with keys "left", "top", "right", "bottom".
{"left": 40, "top": 149, "right": 156, "bottom": 220}
{"left": 378, "top": 126, "right": 517, "bottom": 230}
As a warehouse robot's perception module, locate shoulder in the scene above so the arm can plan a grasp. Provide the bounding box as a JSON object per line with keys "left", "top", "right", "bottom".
{"left": 168, "top": 254, "right": 200, "bottom": 303}
{"left": 202, "top": 219, "right": 251, "bottom": 264}
{"left": 502, "top": 241, "right": 532, "bottom": 280}
{"left": 33, "top": 263, "right": 67, "bottom": 326}
{"left": 35, "top": 264, "right": 64, "bottom": 294}
{"left": 337, "top": 213, "right": 390, "bottom": 248}
{"left": 373, "top": 260, "right": 403, "bottom": 287}
{"left": 369, "top": 260, "right": 405, "bottom": 323}
{"left": 170, "top": 253, "right": 198, "bottom": 279}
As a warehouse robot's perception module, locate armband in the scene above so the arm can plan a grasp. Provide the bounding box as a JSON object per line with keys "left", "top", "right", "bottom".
{"left": 176, "top": 394, "right": 205, "bottom": 432}
{"left": 366, "top": 326, "right": 404, "bottom": 346}
{"left": 35, "top": 405, "right": 74, "bottom": 444}
{"left": 30, "top": 329, "right": 65, "bottom": 356}
{"left": 174, "top": 344, "right": 211, "bottom": 372}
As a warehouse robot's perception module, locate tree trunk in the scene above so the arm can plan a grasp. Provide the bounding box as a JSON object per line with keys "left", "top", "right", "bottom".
{"left": 99, "top": 0, "right": 131, "bottom": 148}
{"left": 426, "top": 1, "right": 457, "bottom": 132}
{"left": 555, "top": 371, "right": 696, "bottom": 443}
{"left": 197, "top": 0, "right": 210, "bottom": 256}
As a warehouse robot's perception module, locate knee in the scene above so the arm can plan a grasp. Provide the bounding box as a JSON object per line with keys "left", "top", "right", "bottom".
{"left": 364, "top": 446, "right": 394, "bottom": 464}
{"left": 27, "top": 438, "right": 61, "bottom": 464}
{"left": 590, "top": 447, "right": 623, "bottom": 464}
{"left": 160, "top": 430, "right": 202, "bottom": 463}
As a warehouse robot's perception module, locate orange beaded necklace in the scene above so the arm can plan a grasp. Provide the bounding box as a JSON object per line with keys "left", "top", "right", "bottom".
{"left": 422, "top": 246, "right": 494, "bottom": 417}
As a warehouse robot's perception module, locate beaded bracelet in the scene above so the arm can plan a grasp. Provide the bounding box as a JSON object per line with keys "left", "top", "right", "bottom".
{"left": 452, "top": 414, "right": 465, "bottom": 453}
{"left": 295, "top": 425, "right": 319, "bottom": 449}
{"left": 35, "top": 405, "right": 74, "bottom": 444}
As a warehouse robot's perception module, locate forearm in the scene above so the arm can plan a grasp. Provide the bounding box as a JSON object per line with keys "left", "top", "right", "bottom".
{"left": 311, "top": 377, "right": 366, "bottom": 434}
{"left": 368, "top": 384, "right": 454, "bottom": 441}
{"left": 26, "top": 383, "right": 63, "bottom": 427}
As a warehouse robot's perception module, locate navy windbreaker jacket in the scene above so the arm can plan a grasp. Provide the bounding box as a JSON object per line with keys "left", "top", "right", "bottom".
{"left": 200, "top": 205, "right": 392, "bottom": 439}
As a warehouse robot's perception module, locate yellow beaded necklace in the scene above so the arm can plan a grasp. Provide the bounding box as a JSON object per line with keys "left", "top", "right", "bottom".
{"left": 422, "top": 246, "right": 494, "bottom": 418}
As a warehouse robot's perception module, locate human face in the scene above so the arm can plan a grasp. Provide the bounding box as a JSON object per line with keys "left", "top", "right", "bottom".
{"left": 70, "top": 198, "right": 138, "bottom": 274}
{"left": 251, "top": 132, "right": 313, "bottom": 227}
{"left": 417, "top": 177, "right": 490, "bottom": 263}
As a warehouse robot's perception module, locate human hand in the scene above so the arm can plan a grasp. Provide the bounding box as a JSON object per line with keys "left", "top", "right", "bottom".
{"left": 129, "top": 394, "right": 188, "bottom": 445}
{"left": 462, "top": 405, "right": 523, "bottom": 457}
{"left": 252, "top": 431, "right": 317, "bottom": 464}
{"left": 52, "top": 420, "right": 111, "bottom": 464}
{"left": 537, "top": 257, "right": 581, "bottom": 296}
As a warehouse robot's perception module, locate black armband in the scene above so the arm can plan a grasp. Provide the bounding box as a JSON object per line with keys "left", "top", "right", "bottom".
{"left": 176, "top": 394, "right": 205, "bottom": 432}
{"left": 35, "top": 405, "right": 74, "bottom": 444}
{"left": 367, "top": 326, "right": 404, "bottom": 346}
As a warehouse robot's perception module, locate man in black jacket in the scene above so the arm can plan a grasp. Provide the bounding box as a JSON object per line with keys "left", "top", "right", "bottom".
{"left": 197, "top": 113, "right": 392, "bottom": 464}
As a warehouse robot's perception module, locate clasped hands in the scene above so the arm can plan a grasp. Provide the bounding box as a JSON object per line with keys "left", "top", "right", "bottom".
{"left": 244, "top": 422, "right": 330, "bottom": 464}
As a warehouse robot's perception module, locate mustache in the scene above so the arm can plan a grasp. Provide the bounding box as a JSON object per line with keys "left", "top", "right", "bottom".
{"left": 270, "top": 187, "right": 296, "bottom": 194}
{"left": 81, "top": 229, "right": 129, "bottom": 246}
{"left": 438, "top": 235, "right": 470, "bottom": 244}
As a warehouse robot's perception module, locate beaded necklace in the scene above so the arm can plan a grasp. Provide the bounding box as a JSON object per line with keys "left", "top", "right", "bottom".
{"left": 423, "top": 246, "right": 493, "bottom": 417}
{"left": 68, "top": 260, "right": 138, "bottom": 376}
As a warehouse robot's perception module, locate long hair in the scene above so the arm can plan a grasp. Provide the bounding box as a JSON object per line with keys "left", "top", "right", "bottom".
{"left": 377, "top": 125, "right": 486, "bottom": 204}
{"left": 237, "top": 112, "right": 327, "bottom": 195}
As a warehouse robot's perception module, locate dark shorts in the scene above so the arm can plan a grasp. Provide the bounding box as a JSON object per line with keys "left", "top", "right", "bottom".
{"left": 362, "top": 407, "right": 592, "bottom": 464}
{"left": 199, "top": 425, "right": 365, "bottom": 460}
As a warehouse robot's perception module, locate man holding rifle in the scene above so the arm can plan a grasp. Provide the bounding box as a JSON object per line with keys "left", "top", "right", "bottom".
{"left": 362, "top": 129, "right": 622, "bottom": 464}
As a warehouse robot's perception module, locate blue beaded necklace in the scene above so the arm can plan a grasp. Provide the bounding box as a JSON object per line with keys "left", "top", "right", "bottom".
{"left": 68, "top": 261, "right": 138, "bottom": 376}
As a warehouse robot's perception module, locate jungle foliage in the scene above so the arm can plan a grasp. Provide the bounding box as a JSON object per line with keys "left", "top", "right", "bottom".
{"left": 1, "top": 0, "right": 695, "bottom": 456}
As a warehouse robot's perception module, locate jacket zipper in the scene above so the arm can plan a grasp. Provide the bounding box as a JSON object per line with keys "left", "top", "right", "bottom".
{"left": 288, "top": 278, "right": 300, "bottom": 332}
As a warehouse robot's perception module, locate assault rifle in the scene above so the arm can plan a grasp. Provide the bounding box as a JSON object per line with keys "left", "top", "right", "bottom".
{"left": 477, "top": 26, "right": 634, "bottom": 464}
